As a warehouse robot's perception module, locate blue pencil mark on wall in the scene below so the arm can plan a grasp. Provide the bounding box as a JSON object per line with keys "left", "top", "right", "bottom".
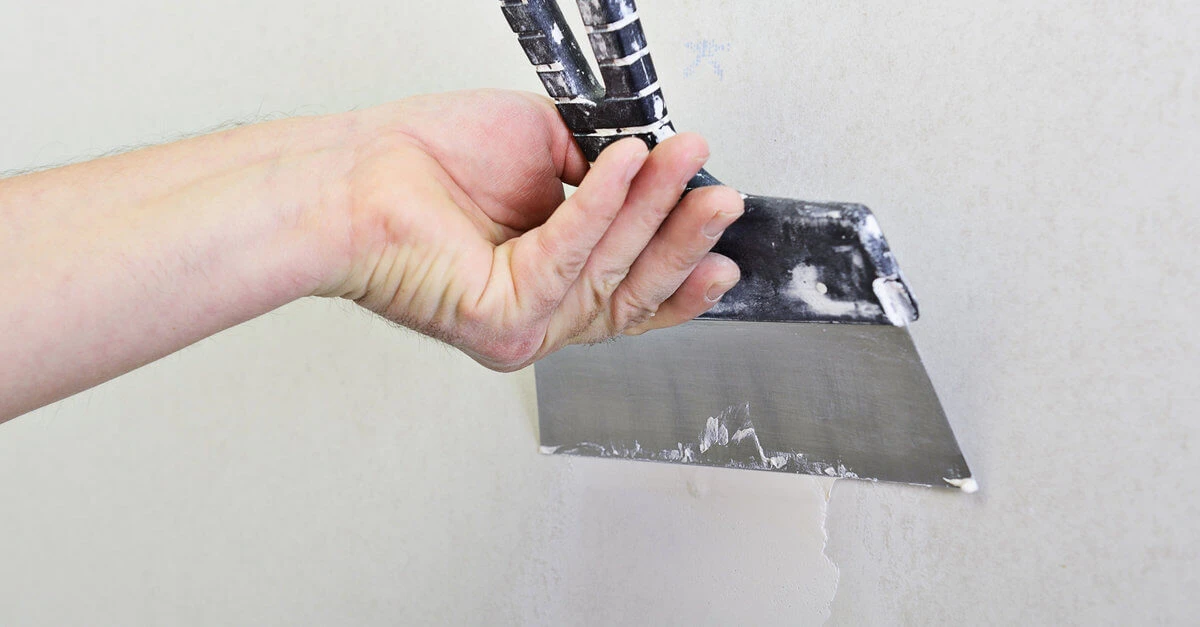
{"left": 683, "top": 40, "right": 731, "bottom": 79}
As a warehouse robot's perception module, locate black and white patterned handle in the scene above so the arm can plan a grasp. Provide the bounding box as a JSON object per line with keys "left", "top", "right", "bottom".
{"left": 500, "top": 0, "right": 681, "bottom": 162}
{"left": 500, "top": 1, "right": 920, "bottom": 327}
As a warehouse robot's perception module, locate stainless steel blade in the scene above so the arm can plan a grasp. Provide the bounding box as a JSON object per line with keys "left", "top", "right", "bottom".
{"left": 535, "top": 320, "right": 973, "bottom": 489}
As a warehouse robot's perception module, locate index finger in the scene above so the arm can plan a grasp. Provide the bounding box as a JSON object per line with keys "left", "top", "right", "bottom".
{"left": 508, "top": 137, "right": 649, "bottom": 314}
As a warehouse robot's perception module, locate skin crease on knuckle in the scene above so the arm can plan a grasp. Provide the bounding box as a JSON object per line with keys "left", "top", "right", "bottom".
{"left": 533, "top": 229, "right": 583, "bottom": 287}
{"left": 587, "top": 264, "right": 631, "bottom": 307}
{"left": 658, "top": 243, "right": 703, "bottom": 277}
{"left": 608, "top": 284, "right": 661, "bottom": 333}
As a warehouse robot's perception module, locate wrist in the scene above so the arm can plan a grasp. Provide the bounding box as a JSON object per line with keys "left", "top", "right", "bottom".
{"left": 289, "top": 104, "right": 426, "bottom": 304}
{"left": 248, "top": 110, "right": 367, "bottom": 301}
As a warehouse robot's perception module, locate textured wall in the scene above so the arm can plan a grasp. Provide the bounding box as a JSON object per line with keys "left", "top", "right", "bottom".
{"left": 1, "top": 1, "right": 1196, "bottom": 624}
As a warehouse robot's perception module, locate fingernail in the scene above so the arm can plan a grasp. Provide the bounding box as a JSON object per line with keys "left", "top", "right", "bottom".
{"left": 703, "top": 210, "right": 741, "bottom": 238}
{"left": 706, "top": 278, "right": 738, "bottom": 303}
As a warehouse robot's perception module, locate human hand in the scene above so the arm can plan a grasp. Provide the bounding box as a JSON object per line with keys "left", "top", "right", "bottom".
{"left": 317, "top": 89, "right": 743, "bottom": 371}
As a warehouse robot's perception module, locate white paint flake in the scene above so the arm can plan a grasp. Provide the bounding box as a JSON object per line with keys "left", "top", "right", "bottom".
{"left": 943, "top": 477, "right": 980, "bottom": 493}
{"left": 698, "top": 415, "right": 729, "bottom": 453}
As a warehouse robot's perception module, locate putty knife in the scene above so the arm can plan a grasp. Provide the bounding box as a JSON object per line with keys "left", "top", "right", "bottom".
{"left": 500, "top": 0, "right": 975, "bottom": 491}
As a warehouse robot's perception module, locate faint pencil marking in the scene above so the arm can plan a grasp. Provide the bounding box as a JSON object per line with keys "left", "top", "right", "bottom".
{"left": 683, "top": 40, "right": 731, "bottom": 79}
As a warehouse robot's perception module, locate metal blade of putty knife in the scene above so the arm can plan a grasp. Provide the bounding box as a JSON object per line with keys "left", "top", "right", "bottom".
{"left": 537, "top": 323, "right": 969, "bottom": 489}
{"left": 500, "top": 0, "right": 974, "bottom": 490}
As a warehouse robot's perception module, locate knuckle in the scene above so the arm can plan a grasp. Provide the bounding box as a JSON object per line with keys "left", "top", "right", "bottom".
{"left": 536, "top": 233, "right": 584, "bottom": 284}
{"left": 611, "top": 288, "right": 660, "bottom": 330}
{"left": 661, "top": 246, "right": 699, "bottom": 271}
{"left": 569, "top": 190, "right": 613, "bottom": 223}
{"left": 534, "top": 229, "right": 561, "bottom": 259}
{"left": 635, "top": 202, "right": 673, "bottom": 231}
{"left": 591, "top": 266, "right": 630, "bottom": 300}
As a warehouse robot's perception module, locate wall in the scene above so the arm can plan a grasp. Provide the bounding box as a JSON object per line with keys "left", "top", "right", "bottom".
{"left": 2, "top": 1, "right": 1196, "bottom": 623}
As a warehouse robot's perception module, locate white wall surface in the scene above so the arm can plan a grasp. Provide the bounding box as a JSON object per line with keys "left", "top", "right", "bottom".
{"left": 2, "top": 1, "right": 1196, "bottom": 624}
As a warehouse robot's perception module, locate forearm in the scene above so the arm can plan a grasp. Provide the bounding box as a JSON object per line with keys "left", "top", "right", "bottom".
{"left": 0, "top": 114, "right": 355, "bottom": 421}
{"left": 0, "top": 88, "right": 741, "bottom": 420}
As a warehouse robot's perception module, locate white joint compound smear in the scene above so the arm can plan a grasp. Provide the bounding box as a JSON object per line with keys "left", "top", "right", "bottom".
{"left": 785, "top": 264, "right": 884, "bottom": 319}
{"left": 822, "top": 464, "right": 860, "bottom": 480}
{"left": 540, "top": 403, "right": 866, "bottom": 480}
{"left": 554, "top": 95, "right": 597, "bottom": 105}
{"left": 730, "top": 427, "right": 790, "bottom": 470}
{"left": 943, "top": 477, "right": 980, "bottom": 493}
{"left": 873, "top": 277, "right": 917, "bottom": 326}
{"left": 698, "top": 415, "right": 729, "bottom": 453}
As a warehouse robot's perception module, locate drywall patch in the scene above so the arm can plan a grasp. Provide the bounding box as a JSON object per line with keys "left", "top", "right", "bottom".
{"left": 530, "top": 455, "right": 843, "bottom": 623}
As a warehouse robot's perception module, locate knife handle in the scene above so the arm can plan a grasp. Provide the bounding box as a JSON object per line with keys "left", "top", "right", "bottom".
{"left": 501, "top": 0, "right": 683, "bottom": 162}
{"left": 500, "top": 0, "right": 603, "bottom": 103}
